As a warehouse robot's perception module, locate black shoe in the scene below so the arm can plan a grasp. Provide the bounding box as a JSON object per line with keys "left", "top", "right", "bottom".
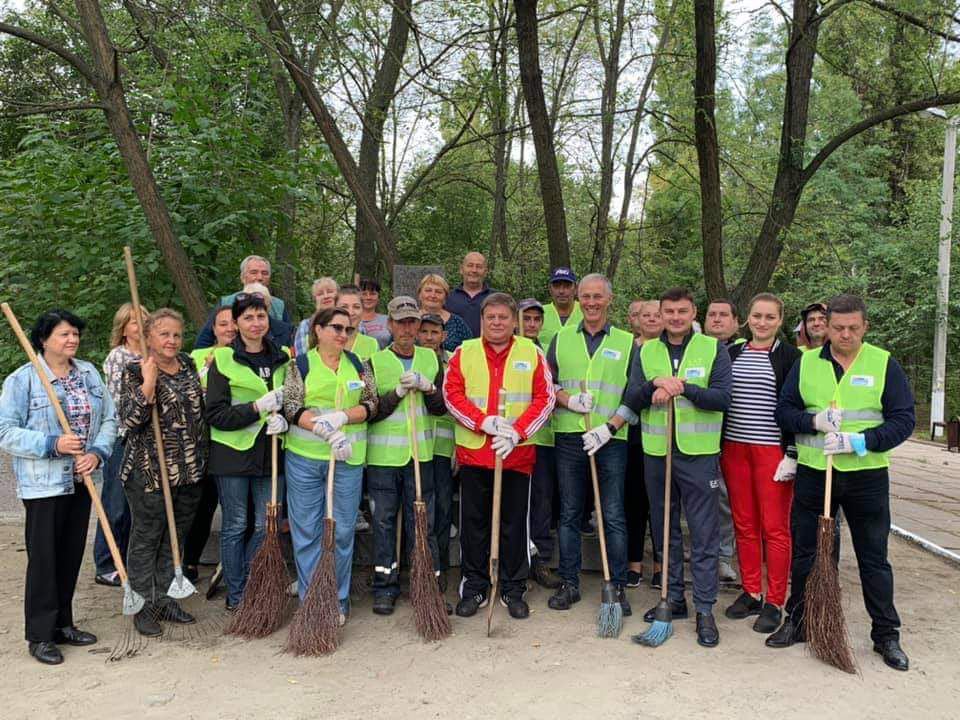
{"left": 501, "top": 595, "right": 530, "bottom": 619}
{"left": 643, "top": 599, "right": 687, "bottom": 622}
{"left": 94, "top": 572, "right": 121, "bottom": 587}
{"left": 873, "top": 639, "right": 909, "bottom": 671}
{"left": 530, "top": 558, "right": 562, "bottom": 589}
{"left": 616, "top": 586, "right": 632, "bottom": 617}
{"left": 28, "top": 641, "right": 63, "bottom": 665}
{"left": 206, "top": 564, "right": 224, "bottom": 600}
{"left": 696, "top": 612, "right": 719, "bottom": 647}
{"left": 156, "top": 600, "right": 196, "bottom": 624}
{"left": 725, "top": 591, "right": 763, "bottom": 620}
{"left": 372, "top": 595, "right": 397, "bottom": 616}
{"left": 225, "top": 599, "right": 238, "bottom": 613}
{"left": 765, "top": 615, "right": 804, "bottom": 648}
{"left": 753, "top": 603, "right": 781, "bottom": 634}
{"left": 135, "top": 607, "right": 163, "bottom": 637}
{"left": 625, "top": 570, "right": 643, "bottom": 588}
{"left": 548, "top": 583, "right": 581, "bottom": 610}
{"left": 455, "top": 593, "right": 487, "bottom": 618}
{"left": 183, "top": 565, "right": 199, "bottom": 583}
{"left": 650, "top": 571, "right": 662, "bottom": 590}
{"left": 54, "top": 625, "right": 97, "bottom": 646}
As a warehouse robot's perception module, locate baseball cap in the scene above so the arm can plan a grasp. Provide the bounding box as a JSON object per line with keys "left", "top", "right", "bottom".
{"left": 420, "top": 313, "right": 445, "bottom": 328}
{"left": 549, "top": 267, "right": 578, "bottom": 284}
{"left": 387, "top": 296, "right": 421, "bottom": 321}
{"left": 517, "top": 298, "right": 545, "bottom": 314}
{"left": 800, "top": 302, "right": 827, "bottom": 320}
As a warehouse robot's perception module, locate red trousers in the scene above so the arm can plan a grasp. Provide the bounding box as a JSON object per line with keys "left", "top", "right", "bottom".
{"left": 720, "top": 441, "right": 793, "bottom": 605}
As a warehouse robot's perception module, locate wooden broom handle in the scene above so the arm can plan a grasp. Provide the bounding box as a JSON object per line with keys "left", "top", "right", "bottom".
{"left": 123, "top": 246, "right": 183, "bottom": 565}
{"left": 1, "top": 302, "right": 131, "bottom": 585}
{"left": 489, "top": 390, "right": 506, "bottom": 568}
{"left": 271, "top": 413, "right": 279, "bottom": 506}
{"left": 406, "top": 389, "right": 423, "bottom": 501}
{"left": 325, "top": 383, "right": 344, "bottom": 520}
{"left": 581, "top": 381, "right": 611, "bottom": 583}
{"left": 661, "top": 401, "right": 674, "bottom": 601}
{"left": 823, "top": 401, "right": 837, "bottom": 518}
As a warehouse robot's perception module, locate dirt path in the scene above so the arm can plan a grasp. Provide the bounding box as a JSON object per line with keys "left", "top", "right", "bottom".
{"left": 0, "top": 523, "right": 957, "bottom": 719}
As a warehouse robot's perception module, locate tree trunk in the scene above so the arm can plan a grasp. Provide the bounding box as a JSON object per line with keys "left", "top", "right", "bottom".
{"left": 74, "top": 0, "right": 208, "bottom": 325}
{"left": 514, "top": 0, "right": 570, "bottom": 270}
{"left": 488, "top": 0, "right": 511, "bottom": 271}
{"left": 274, "top": 104, "right": 302, "bottom": 308}
{"left": 354, "top": 0, "right": 412, "bottom": 280}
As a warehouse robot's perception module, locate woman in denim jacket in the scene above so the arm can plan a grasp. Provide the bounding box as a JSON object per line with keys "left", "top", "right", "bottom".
{"left": 0, "top": 309, "right": 117, "bottom": 665}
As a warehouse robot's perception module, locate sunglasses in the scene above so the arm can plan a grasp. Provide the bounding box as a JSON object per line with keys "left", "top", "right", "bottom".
{"left": 324, "top": 323, "right": 357, "bottom": 336}
{"left": 235, "top": 292, "right": 265, "bottom": 302}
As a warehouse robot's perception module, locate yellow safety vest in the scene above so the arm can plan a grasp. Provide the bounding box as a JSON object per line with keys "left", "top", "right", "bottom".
{"left": 190, "top": 347, "right": 215, "bottom": 390}
{"left": 539, "top": 301, "right": 583, "bottom": 349}
{"left": 350, "top": 333, "right": 379, "bottom": 362}
{"left": 210, "top": 346, "right": 288, "bottom": 451}
{"left": 367, "top": 347, "right": 438, "bottom": 466}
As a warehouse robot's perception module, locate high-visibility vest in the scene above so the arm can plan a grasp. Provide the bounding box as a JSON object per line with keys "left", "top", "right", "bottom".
{"left": 350, "top": 333, "right": 379, "bottom": 362}
{"left": 367, "top": 347, "right": 438, "bottom": 466}
{"left": 796, "top": 342, "right": 890, "bottom": 471}
{"left": 190, "top": 347, "right": 215, "bottom": 390}
{"left": 639, "top": 334, "right": 723, "bottom": 456}
{"left": 210, "top": 346, "right": 288, "bottom": 451}
{"left": 454, "top": 337, "right": 539, "bottom": 449}
{"left": 553, "top": 325, "right": 632, "bottom": 440}
{"left": 432, "top": 351, "right": 456, "bottom": 458}
{"left": 539, "top": 302, "right": 583, "bottom": 349}
{"left": 285, "top": 350, "right": 368, "bottom": 465}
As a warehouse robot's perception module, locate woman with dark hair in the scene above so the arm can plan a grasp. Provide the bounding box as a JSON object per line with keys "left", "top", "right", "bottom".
{"left": 0, "top": 309, "right": 117, "bottom": 665}
{"left": 358, "top": 278, "right": 391, "bottom": 348}
{"left": 205, "top": 293, "right": 291, "bottom": 611}
{"left": 119, "top": 308, "right": 207, "bottom": 636}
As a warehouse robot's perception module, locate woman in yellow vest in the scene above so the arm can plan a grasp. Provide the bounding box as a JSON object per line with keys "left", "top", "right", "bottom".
{"left": 336, "top": 284, "right": 379, "bottom": 361}
{"left": 283, "top": 306, "right": 377, "bottom": 624}
{"left": 204, "top": 293, "right": 290, "bottom": 612}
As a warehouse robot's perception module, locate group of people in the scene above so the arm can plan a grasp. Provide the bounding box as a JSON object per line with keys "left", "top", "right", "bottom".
{"left": 0, "top": 251, "right": 913, "bottom": 673}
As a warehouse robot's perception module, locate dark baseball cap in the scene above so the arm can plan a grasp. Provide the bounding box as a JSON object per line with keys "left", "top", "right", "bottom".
{"left": 420, "top": 313, "right": 445, "bottom": 328}
{"left": 549, "top": 267, "right": 578, "bottom": 284}
{"left": 800, "top": 302, "right": 827, "bottom": 320}
{"left": 518, "top": 298, "right": 544, "bottom": 314}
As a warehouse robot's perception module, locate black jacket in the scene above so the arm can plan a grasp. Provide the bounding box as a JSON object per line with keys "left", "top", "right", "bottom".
{"left": 204, "top": 336, "right": 290, "bottom": 477}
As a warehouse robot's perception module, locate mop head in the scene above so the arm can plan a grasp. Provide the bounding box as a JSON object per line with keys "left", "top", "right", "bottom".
{"left": 285, "top": 518, "right": 340, "bottom": 656}
{"left": 410, "top": 501, "right": 452, "bottom": 641}
{"left": 806, "top": 515, "right": 857, "bottom": 674}
{"left": 226, "top": 504, "right": 290, "bottom": 638}
{"left": 596, "top": 582, "right": 623, "bottom": 638}
{"left": 632, "top": 600, "right": 673, "bottom": 647}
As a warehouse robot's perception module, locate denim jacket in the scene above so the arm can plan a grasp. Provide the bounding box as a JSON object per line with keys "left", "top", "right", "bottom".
{"left": 0, "top": 357, "right": 117, "bottom": 499}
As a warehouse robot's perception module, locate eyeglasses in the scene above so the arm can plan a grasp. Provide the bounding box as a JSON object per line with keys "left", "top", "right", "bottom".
{"left": 324, "top": 323, "right": 357, "bottom": 336}
{"left": 234, "top": 292, "right": 265, "bottom": 302}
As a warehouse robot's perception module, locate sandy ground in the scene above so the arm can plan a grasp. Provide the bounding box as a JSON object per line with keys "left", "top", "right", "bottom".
{"left": 0, "top": 523, "right": 958, "bottom": 720}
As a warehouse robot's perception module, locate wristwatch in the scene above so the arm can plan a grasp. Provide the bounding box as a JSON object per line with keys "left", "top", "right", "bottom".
{"left": 605, "top": 422, "right": 618, "bottom": 436}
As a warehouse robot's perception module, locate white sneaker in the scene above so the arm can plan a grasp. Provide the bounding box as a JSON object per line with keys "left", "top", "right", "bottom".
{"left": 718, "top": 559, "right": 738, "bottom": 582}
{"left": 449, "top": 524, "right": 458, "bottom": 539}
{"left": 287, "top": 580, "right": 299, "bottom": 597}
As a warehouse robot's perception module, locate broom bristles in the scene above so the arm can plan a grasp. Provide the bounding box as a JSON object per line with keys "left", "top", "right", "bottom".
{"left": 633, "top": 619, "right": 673, "bottom": 647}
{"left": 410, "top": 502, "right": 452, "bottom": 641}
{"left": 805, "top": 516, "right": 857, "bottom": 674}
{"left": 596, "top": 602, "right": 623, "bottom": 638}
{"left": 285, "top": 518, "right": 340, "bottom": 656}
{"left": 225, "top": 506, "right": 289, "bottom": 638}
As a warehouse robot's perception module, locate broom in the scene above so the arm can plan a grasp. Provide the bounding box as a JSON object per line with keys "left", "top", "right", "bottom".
{"left": 285, "top": 387, "right": 343, "bottom": 655}
{"left": 633, "top": 402, "right": 675, "bottom": 647}
{"left": 581, "top": 382, "right": 621, "bottom": 638}
{"left": 1, "top": 302, "right": 146, "bottom": 661}
{"left": 225, "top": 413, "right": 289, "bottom": 637}
{"left": 805, "top": 401, "right": 857, "bottom": 674}
{"left": 406, "top": 390, "right": 452, "bottom": 641}
{"left": 486, "top": 388, "right": 506, "bottom": 637}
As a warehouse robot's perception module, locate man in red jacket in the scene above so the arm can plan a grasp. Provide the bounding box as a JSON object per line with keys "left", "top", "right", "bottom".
{"left": 444, "top": 293, "right": 555, "bottom": 619}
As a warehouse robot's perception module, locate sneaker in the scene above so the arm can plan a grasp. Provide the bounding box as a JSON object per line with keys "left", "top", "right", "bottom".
{"left": 547, "top": 583, "right": 581, "bottom": 610}
{"left": 156, "top": 599, "right": 196, "bottom": 624}
{"left": 456, "top": 593, "right": 487, "bottom": 617}
{"left": 650, "top": 571, "right": 662, "bottom": 590}
{"left": 616, "top": 586, "right": 632, "bottom": 617}
{"left": 765, "top": 615, "right": 804, "bottom": 648}
{"left": 753, "top": 603, "right": 781, "bottom": 634}
{"left": 355, "top": 510, "right": 370, "bottom": 532}
{"left": 372, "top": 595, "right": 397, "bottom": 616}
{"left": 643, "top": 599, "right": 688, "bottom": 622}
{"left": 94, "top": 571, "right": 121, "bottom": 587}
{"left": 500, "top": 595, "right": 530, "bottom": 619}
{"left": 134, "top": 606, "right": 163, "bottom": 637}
{"left": 625, "top": 570, "right": 643, "bottom": 588}
{"left": 718, "top": 558, "right": 738, "bottom": 583}
{"left": 339, "top": 599, "right": 351, "bottom": 627}
{"left": 530, "top": 557, "right": 562, "bottom": 589}
{"left": 225, "top": 599, "right": 238, "bottom": 613}
{"left": 449, "top": 524, "right": 458, "bottom": 539}
{"left": 724, "top": 591, "right": 763, "bottom": 620}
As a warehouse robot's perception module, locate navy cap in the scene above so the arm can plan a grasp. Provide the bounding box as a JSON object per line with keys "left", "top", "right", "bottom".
{"left": 549, "top": 267, "right": 578, "bottom": 284}
{"left": 518, "top": 298, "right": 545, "bottom": 314}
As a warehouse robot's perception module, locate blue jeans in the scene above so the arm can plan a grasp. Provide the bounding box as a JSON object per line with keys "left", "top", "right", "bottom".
{"left": 94, "top": 441, "right": 130, "bottom": 575}
{"left": 215, "top": 474, "right": 280, "bottom": 605}
{"left": 285, "top": 452, "right": 362, "bottom": 604}
{"left": 555, "top": 433, "right": 628, "bottom": 587}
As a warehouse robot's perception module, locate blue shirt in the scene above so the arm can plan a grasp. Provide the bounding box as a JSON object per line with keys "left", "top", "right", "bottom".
{"left": 445, "top": 285, "right": 494, "bottom": 338}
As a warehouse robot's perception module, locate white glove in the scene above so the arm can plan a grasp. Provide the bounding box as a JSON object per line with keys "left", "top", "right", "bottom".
{"left": 813, "top": 407, "right": 842, "bottom": 434}
{"left": 254, "top": 389, "right": 283, "bottom": 413}
{"left": 400, "top": 371, "right": 434, "bottom": 393}
{"left": 328, "top": 430, "right": 352, "bottom": 461}
{"left": 824, "top": 432, "right": 867, "bottom": 457}
{"left": 491, "top": 434, "right": 517, "bottom": 459}
{"left": 566, "top": 392, "right": 594, "bottom": 414}
{"left": 265, "top": 414, "right": 288, "bottom": 435}
{"left": 773, "top": 456, "right": 797, "bottom": 482}
{"left": 395, "top": 383, "right": 409, "bottom": 398}
{"left": 582, "top": 424, "right": 613, "bottom": 456}
{"left": 312, "top": 410, "right": 348, "bottom": 439}
{"left": 480, "top": 416, "right": 509, "bottom": 436}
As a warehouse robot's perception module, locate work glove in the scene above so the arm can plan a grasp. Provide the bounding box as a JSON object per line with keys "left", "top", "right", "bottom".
{"left": 491, "top": 433, "right": 517, "bottom": 459}
{"left": 254, "top": 389, "right": 283, "bottom": 414}
{"left": 824, "top": 432, "right": 867, "bottom": 457}
{"left": 265, "top": 414, "right": 288, "bottom": 435}
{"left": 582, "top": 424, "right": 612, "bottom": 456}
{"left": 773, "top": 456, "right": 797, "bottom": 482}
{"left": 312, "top": 410, "right": 348, "bottom": 439}
{"left": 813, "top": 407, "right": 842, "bottom": 434}
{"left": 328, "top": 430, "right": 352, "bottom": 461}
{"left": 480, "top": 415, "right": 510, "bottom": 436}
{"left": 400, "top": 371, "right": 434, "bottom": 393}
{"left": 566, "top": 392, "right": 594, "bottom": 414}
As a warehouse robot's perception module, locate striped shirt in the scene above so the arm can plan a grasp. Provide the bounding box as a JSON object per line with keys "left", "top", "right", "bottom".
{"left": 725, "top": 344, "right": 781, "bottom": 446}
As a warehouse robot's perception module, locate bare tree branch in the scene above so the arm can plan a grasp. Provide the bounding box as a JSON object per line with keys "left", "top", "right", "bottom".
{"left": 0, "top": 21, "right": 96, "bottom": 84}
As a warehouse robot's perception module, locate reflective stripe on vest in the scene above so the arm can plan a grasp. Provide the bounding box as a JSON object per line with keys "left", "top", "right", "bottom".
{"left": 553, "top": 325, "right": 632, "bottom": 440}
{"left": 209, "top": 346, "right": 288, "bottom": 451}
{"left": 367, "top": 347, "right": 438, "bottom": 466}
{"left": 285, "top": 350, "right": 367, "bottom": 465}
{"left": 350, "top": 333, "right": 379, "bottom": 362}
{"left": 639, "top": 334, "right": 722, "bottom": 456}
{"left": 796, "top": 343, "right": 890, "bottom": 471}
{"left": 454, "top": 337, "right": 538, "bottom": 449}
{"left": 538, "top": 302, "right": 583, "bottom": 349}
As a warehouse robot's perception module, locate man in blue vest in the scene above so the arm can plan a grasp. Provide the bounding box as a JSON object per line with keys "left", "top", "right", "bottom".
{"left": 769, "top": 294, "right": 914, "bottom": 671}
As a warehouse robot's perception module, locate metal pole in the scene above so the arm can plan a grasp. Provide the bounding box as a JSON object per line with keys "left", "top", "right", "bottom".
{"left": 931, "top": 118, "right": 957, "bottom": 436}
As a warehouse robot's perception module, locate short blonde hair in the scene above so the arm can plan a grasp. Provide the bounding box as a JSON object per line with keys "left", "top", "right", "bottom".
{"left": 418, "top": 273, "right": 450, "bottom": 298}
{"left": 312, "top": 277, "right": 339, "bottom": 295}
{"left": 144, "top": 307, "right": 184, "bottom": 337}
{"left": 109, "top": 302, "right": 150, "bottom": 348}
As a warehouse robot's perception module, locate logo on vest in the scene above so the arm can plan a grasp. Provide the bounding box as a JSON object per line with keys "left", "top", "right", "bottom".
{"left": 684, "top": 367, "right": 706, "bottom": 380}
{"left": 849, "top": 375, "right": 874, "bottom": 387}
{"left": 513, "top": 360, "right": 532, "bottom": 371}
{"left": 347, "top": 380, "right": 363, "bottom": 391}
{"left": 601, "top": 348, "right": 622, "bottom": 361}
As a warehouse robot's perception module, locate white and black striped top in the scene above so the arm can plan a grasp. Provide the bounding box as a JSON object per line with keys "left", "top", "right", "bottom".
{"left": 725, "top": 344, "right": 781, "bottom": 446}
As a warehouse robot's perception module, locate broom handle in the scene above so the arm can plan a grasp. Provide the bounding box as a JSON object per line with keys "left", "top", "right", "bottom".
{"left": 823, "top": 401, "right": 837, "bottom": 518}
{"left": 325, "top": 383, "right": 344, "bottom": 521}
{"left": 406, "top": 390, "right": 423, "bottom": 501}
{"left": 123, "top": 246, "right": 183, "bottom": 568}
{"left": 489, "top": 390, "right": 506, "bottom": 582}
{"left": 270, "top": 413, "right": 279, "bottom": 506}
{"left": 660, "top": 401, "right": 674, "bottom": 602}
{"left": 581, "top": 382, "right": 611, "bottom": 583}
{"left": 1, "top": 303, "right": 131, "bottom": 586}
